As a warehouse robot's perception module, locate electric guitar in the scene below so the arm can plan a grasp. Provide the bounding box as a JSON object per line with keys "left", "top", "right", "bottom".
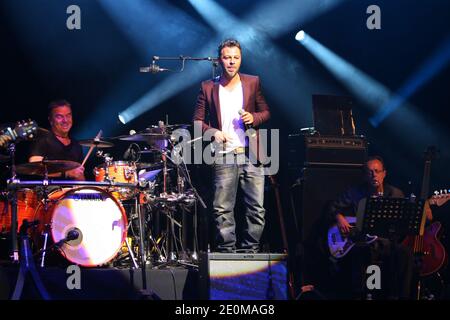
{"left": 0, "top": 120, "right": 38, "bottom": 147}
{"left": 327, "top": 191, "right": 450, "bottom": 260}
{"left": 327, "top": 216, "right": 378, "bottom": 259}
{"left": 402, "top": 190, "right": 450, "bottom": 276}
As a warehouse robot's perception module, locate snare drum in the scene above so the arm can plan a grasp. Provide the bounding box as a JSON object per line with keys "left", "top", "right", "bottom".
{"left": 0, "top": 189, "right": 37, "bottom": 233}
{"left": 94, "top": 161, "right": 137, "bottom": 200}
{"left": 33, "top": 187, "right": 127, "bottom": 267}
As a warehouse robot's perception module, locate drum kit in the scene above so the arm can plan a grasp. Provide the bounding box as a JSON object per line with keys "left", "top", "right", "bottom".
{"left": 0, "top": 120, "right": 203, "bottom": 271}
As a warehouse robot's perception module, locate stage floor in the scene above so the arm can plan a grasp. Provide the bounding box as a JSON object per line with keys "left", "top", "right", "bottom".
{"left": 0, "top": 264, "right": 199, "bottom": 300}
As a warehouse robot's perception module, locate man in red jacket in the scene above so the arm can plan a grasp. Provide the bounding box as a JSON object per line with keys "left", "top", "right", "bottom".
{"left": 193, "top": 38, "right": 271, "bottom": 253}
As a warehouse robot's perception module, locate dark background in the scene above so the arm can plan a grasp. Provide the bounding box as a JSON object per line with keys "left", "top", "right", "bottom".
{"left": 1, "top": 0, "right": 450, "bottom": 255}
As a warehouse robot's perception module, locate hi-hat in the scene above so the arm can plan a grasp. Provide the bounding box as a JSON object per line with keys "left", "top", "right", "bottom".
{"left": 79, "top": 139, "right": 114, "bottom": 148}
{"left": 15, "top": 160, "right": 81, "bottom": 176}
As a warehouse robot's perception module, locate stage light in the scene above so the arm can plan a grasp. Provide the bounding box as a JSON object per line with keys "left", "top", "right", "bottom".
{"left": 370, "top": 36, "right": 450, "bottom": 126}
{"left": 118, "top": 113, "right": 127, "bottom": 125}
{"left": 295, "top": 30, "right": 305, "bottom": 42}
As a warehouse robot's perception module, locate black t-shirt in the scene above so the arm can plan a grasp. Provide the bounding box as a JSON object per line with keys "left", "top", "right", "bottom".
{"left": 29, "top": 131, "right": 83, "bottom": 163}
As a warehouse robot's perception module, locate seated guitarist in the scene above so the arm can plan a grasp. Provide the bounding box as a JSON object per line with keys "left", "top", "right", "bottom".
{"left": 328, "top": 155, "right": 428, "bottom": 299}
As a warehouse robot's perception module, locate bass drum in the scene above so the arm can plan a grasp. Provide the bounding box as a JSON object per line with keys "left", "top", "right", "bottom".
{"left": 33, "top": 187, "right": 127, "bottom": 267}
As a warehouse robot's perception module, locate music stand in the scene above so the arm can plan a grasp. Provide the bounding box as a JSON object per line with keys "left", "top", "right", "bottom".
{"left": 355, "top": 196, "right": 426, "bottom": 299}
{"left": 356, "top": 197, "right": 426, "bottom": 240}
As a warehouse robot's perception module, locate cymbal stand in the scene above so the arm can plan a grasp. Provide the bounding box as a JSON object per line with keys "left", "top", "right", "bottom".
{"left": 7, "top": 142, "right": 19, "bottom": 262}
{"left": 154, "top": 202, "right": 197, "bottom": 269}
{"left": 135, "top": 188, "right": 160, "bottom": 299}
{"left": 165, "top": 147, "right": 206, "bottom": 262}
{"left": 38, "top": 163, "right": 51, "bottom": 267}
{"left": 96, "top": 151, "right": 114, "bottom": 183}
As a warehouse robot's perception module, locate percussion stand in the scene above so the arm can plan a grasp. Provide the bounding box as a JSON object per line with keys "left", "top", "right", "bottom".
{"left": 7, "top": 142, "right": 19, "bottom": 263}
{"left": 11, "top": 221, "right": 51, "bottom": 300}
{"left": 154, "top": 151, "right": 203, "bottom": 269}
{"left": 7, "top": 164, "right": 50, "bottom": 299}
{"left": 166, "top": 149, "right": 206, "bottom": 261}
{"left": 39, "top": 165, "right": 51, "bottom": 268}
{"left": 134, "top": 188, "right": 160, "bottom": 299}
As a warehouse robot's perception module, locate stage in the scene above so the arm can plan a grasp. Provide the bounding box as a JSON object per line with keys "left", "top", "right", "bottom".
{"left": 0, "top": 265, "right": 199, "bottom": 300}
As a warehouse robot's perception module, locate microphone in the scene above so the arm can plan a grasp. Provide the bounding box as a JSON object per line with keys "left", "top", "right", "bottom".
{"left": 55, "top": 228, "right": 81, "bottom": 247}
{"left": 139, "top": 64, "right": 170, "bottom": 73}
{"left": 238, "top": 109, "right": 256, "bottom": 138}
{"left": 66, "top": 229, "right": 80, "bottom": 241}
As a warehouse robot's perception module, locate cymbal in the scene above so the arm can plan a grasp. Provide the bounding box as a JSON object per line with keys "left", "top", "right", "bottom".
{"left": 15, "top": 160, "right": 81, "bottom": 176}
{"left": 164, "top": 124, "right": 191, "bottom": 130}
{"left": 115, "top": 133, "right": 170, "bottom": 143}
{"left": 78, "top": 139, "right": 114, "bottom": 148}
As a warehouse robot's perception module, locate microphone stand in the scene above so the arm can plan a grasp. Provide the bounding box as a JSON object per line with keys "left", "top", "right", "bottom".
{"left": 149, "top": 55, "right": 219, "bottom": 78}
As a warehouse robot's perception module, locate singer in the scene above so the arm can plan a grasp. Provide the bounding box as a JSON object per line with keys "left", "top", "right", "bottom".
{"left": 193, "top": 38, "right": 270, "bottom": 253}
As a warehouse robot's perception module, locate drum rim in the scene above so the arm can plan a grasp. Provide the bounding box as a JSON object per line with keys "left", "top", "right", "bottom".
{"left": 95, "top": 161, "right": 137, "bottom": 168}
{"left": 34, "top": 186, "right": 128, "bottom": 267}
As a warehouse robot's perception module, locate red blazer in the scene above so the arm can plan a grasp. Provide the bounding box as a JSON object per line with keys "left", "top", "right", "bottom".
{"left": 193, "top": 73, "right": 271, "bottom": 163}
{"left": 193, "top": 73, "right": 270, "bottom": 132}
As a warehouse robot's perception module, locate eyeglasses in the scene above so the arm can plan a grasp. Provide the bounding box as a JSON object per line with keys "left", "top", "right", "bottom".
{"left": 366, "top": 169, "right": 385, "bottom": 175}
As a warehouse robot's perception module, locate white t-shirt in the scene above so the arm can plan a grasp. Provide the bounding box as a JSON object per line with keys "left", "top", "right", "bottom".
{"left": 219, "top": 82, "right": 246, "bottom": 152}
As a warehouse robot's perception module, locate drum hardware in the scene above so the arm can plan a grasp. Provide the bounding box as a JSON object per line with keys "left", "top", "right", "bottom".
{"left": 11, "top": 221, "right": 50, "bottom": 300}
{"left": 133, "top": 188, "right": 161, "bottom": 299}
{"left": 35, "top": 225, "right": 80, "bottom": 267}
{"left": 15, "top": 160, "right": 81, "bottom": 176}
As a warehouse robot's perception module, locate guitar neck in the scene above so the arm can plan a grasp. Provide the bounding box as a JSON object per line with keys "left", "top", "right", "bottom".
{"left": 420, "top": 159, "right": 431, "bottom": 199}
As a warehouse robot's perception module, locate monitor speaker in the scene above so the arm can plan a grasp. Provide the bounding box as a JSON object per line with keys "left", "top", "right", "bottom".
{"left": 199, "top": 252, "right": 288, "bottom": 300}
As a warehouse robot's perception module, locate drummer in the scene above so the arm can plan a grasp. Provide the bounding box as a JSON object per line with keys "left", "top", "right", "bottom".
{"left": 29, "top": 100, "right": 85, "bottom": 180}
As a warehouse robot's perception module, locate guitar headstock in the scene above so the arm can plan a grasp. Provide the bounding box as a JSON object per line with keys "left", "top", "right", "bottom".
{"left": 430, "top": 189, "right": 450, "bottom": 207}
{"left": 2, "top": 119, "right": 38, "bottom": 142}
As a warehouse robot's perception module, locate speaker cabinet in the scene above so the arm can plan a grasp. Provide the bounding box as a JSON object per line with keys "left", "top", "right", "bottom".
{"left": 290, "top": 166, "right": 364, "bottom": 287}
{"left": 199, "top": 252, "right": 288, "bottom": 300}
{"left": 293, "top": 166, "right": 364, "bottom": 243}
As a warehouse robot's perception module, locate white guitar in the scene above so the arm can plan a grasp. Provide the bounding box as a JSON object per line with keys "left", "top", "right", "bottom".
{"left": 327, "top": 216, "right": 378, "bottom": 259}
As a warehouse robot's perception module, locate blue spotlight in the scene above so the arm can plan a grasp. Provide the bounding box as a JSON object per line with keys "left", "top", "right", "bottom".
{"left": 188, "top": 0, "right": 328, "bottom": 127}
{"left": 295, "top": 30, "right": 306, "bottom": 42}
{"left": 117, "top": 54, "right": 213, "bottom": 124}
{"left": 370, "top": 36, "right": 450, "bottom": 126}
{"left": 296, "top": 31, "right": 450, "bottom": 151}
{"left": 248, "top": 0, "right": 343, "bottom": 38}
{"left": 118, "top": 113, "right": 127, "bottom": 125}
{"left": 296, "top": 30, "right": 393, "bottom": 114}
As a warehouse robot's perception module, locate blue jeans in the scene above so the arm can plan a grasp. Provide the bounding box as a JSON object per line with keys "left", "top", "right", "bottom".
{"left": 212, "top": 154, "right": 265, "bottom": 252}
